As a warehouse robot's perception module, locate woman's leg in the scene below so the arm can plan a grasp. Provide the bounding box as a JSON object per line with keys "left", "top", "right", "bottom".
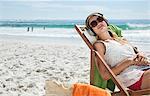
{"left": 141, "top": 70, "right": 150, "bottom": 89}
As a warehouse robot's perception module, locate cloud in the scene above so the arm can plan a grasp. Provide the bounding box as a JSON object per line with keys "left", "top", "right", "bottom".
{"left": 0, "top": 0, "right": 149, "bottom": 20}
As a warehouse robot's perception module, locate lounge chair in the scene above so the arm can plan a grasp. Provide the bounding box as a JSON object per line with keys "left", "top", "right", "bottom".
{"left": 75, "top": 24, "right": 150, "bottom": 96}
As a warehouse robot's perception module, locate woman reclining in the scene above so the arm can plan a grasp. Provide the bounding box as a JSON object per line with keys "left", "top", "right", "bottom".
{"left": 85, "top": 12, "right": 150, "bottom": 91}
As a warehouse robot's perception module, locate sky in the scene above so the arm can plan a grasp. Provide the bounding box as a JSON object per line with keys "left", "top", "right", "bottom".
{"left": 0, "top": 0, "right": 149, "bottom": 20}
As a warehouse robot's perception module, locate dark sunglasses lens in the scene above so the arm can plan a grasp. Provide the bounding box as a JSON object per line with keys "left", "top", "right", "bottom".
{"left": 97, "top": 17, "right": 104, "bottom": 22}
{"left": 90, "top": 21, "right": 97, "bottom": 27}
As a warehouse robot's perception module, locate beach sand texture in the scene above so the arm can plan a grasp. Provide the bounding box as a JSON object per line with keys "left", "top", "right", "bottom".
{"left": 0, "top": 40, "right": 90, "bottom": 96}
{"left": 0, "top": 28, "right": 150, "bottom": 96}
{"left": 0, "top": 40, "right": 150, "bottom": 96}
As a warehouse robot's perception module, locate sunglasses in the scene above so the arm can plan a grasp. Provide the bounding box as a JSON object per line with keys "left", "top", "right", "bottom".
{"left": 90, "top": 16, "right": 104, "bottom": 28}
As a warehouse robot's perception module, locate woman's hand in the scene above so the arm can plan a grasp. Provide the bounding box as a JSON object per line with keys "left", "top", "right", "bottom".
{"left": 132, "top": 53, "right": 149, "bottom": 65}
{"left": 134, "top": 52, "right": 144, "bottom": 61}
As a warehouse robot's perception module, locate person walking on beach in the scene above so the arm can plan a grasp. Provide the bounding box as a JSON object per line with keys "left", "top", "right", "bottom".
{"left": 31, "top": 26, "right": 33, "bottom": 32}
{"left": 43, "top": 26, "right": 45, "bottom": 30}
{"left": 27, "top": 27, "right": 30, "bottom": 32}
{"left": 85, "top": 12, "right": 150, "bottom": 91}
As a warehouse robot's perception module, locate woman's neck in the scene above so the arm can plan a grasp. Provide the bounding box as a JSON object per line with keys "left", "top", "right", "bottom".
{"left": 97, "top": 30, "right": 113, "bottom": 41}
{"left": 99, "top": 36, "right": 113, "bottom": 41}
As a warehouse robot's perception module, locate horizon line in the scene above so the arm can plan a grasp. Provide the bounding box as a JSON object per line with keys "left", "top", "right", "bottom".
{"left": 0, "top": 18, "right": 150, "bottom": 21}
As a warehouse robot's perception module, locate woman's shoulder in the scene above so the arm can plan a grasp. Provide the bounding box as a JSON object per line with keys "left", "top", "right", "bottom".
{"left": 94, "top": 40, "right": 106, "bottom": 51}
{"left": 94, "top": 39, "right": 113, "bottom": 47}
{"left": 94, "top": 42, "right": 106, "bottom": 55}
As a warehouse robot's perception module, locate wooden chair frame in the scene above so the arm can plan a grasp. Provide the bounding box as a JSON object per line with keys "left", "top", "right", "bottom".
{"left": 75, "top": 24, "right": 150, "bottom": 96}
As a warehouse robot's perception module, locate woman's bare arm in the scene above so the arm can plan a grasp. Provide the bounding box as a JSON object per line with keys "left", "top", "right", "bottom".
{"left": 111, "top": 58, "right": 133, "bottom": 75}
{"left": 111, "top": 56, "right": 149, "bottom": 75}
{"left": 94, "top": 42, "right": 112, "bottom": 80}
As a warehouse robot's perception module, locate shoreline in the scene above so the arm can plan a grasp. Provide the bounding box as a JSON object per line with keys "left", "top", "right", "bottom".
{"left": 0, "top": 34, "right": 86, "bottom": 46}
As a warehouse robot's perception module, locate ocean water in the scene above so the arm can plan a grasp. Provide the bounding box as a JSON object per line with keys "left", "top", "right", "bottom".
{"left": 0, "top": 19, "right": 150, "bottom": 52}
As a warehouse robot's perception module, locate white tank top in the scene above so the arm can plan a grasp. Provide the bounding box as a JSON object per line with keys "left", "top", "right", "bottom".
{"left": 96, "top": 39, "right": 144, "bottom": 87}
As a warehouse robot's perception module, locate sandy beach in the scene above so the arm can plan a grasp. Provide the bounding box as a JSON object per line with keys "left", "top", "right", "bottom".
{"left": 0, "top": 34, "right": 150, "bottom": 96}
{"left": 0, "top": 39, "right": 90, "bottom": 96}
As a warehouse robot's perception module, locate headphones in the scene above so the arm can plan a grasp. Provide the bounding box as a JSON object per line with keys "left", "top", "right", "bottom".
{"left": 85, "top": 12, "right": 109, "bottom": 36}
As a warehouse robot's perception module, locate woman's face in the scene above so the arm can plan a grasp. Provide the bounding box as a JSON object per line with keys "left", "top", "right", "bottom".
{"left": 89, "top": 16, "right": 108, "bottom": 36}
